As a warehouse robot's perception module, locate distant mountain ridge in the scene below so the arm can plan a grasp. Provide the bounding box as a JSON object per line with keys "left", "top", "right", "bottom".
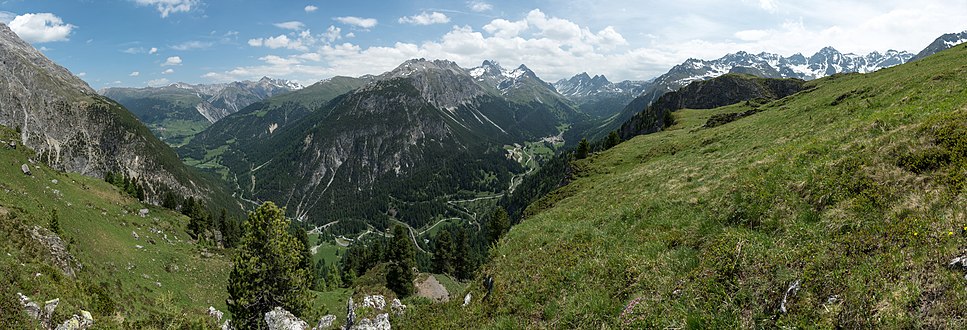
{"left": 182, "top": 58, "right": 580, "bottom": 225}
{"left": 101, "top": 77, "right": 303, "bottom": 145}
{"left": 552, "top": 73, "right": 650, "bottom": 119}
{"left": 912, "top": 30, "right": 967, "bottom": 61}
{"left": 576, "top": 46, "right": 915, "bottom": 142}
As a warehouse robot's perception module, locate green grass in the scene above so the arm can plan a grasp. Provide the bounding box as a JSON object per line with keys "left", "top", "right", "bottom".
{"left": 401, "top": 45, "right": 967, "bottom": 328}
{"left": 0, "top": 127, "right": 231, "bottom": 328}
{"left": 310, "top": 237, "right": 347, "bottom": 267}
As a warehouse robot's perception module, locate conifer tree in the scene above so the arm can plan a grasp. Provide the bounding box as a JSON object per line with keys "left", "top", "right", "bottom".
{"left": 605, "top": 131, "right": 622, "bottom": 149}
{"left": 432, "top": 230, "right": 455, "bottom": 275}
{"left": 386, "top": 225, "right": 415, "bottom": 297}
{"left": 49, "top": 209, "right": 61, "bottom": 235}
{"left": 576, "top": 138, "right": 591, "bottom": 159}
{"left": 487, "top": 209, "right": 510, "bottom": 245}
{"left": 226, "top": 202, "right": 311, "bottom": 329}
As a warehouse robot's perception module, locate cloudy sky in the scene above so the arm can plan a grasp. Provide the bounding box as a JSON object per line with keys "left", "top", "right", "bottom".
{"left": 1, "top": 0, "right": 965, "bottom": 89}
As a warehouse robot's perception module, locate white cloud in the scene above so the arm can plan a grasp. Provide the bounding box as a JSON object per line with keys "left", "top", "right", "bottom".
{"left": 483, "top": 19, "right": 528, "bottom": 38}
{"left": 274, "top": 21, "right": 306, "bottom": 31}
{"left": 324, "top": 25, "right": 341, "bottom": 42}
{"left": 334, "top": 16, "right": 378, "bottom": 29}
{"left": 7, "top": 13, "right": 75, "bottom": 43}
{"left": 758, "top": 0, "right": 779, "bottom": 12}
{"left": 206, "top": 2, "right": 967, "bottom": 83}
{"left": 122, "top": 47, "right": 147, "bottom": 54}
{"left": 468, "top": 1, "right": 493, "bottom": 12}
{"left": 149, "top": 47, "right": 158, "bottom": 54}
{"left": 77, "top": 72, "right": 86, "bottom": 77}
{"left": 147, "top": 78, "right": 170, "bottom": 87}
{"left": 171, "top": 40, "right": 212, "bottom": 50}
{"left": 248, "top": 34, "right": 308, "bottom": 51}
{"left": 399, "top": 12, "right": 450, "bottom": 25}
{"left": 734, "top": 29, "right": 769, "bottom": 41}
{"left": 162, "top": 68, "right": 174, "bottom": 74}
{"left": 162, "top": 56, "right": 182, "bottom": 66}
{"left": 130, "top": 71, "right": 141, "bottom": 77}
{"left": 304, "top": 5, "right": 318, "bottom": 13}
{"left": 135, "top": 0, "right": 199, "bottom": 18}
{"left": 345, "top": 32, "right": 356, "bottom": 38}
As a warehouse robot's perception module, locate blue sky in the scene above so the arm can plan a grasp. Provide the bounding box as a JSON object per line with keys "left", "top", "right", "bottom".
{"left": 1, "top": 0, "right": 965, "bottom": 89}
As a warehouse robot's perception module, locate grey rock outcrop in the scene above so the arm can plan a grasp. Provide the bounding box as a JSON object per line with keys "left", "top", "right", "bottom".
{"left": 54, "top": 311, "right": 94, "bottom": 330}
{"left": 351, "top": 314, "right": 390, "bottom": 330}
{"left": 17, "top": 293, "right": 93, "bottom": 330}
{"left": 362, "top": 295, "right": 386, "bottom": 310}
{"left": 29, "top": 225, "right": 78, "bottom": 278}
{"left": 264, "top": 307, "right": 309, "bottom": 330}
{"left": 316, "top": 315, "right": 336, "bottom": 329}
{"left": 390, "top": 299, "right": 405, "bottom": 317}
{"left": 208, "top": 306, "right": 224, "bottom": 322}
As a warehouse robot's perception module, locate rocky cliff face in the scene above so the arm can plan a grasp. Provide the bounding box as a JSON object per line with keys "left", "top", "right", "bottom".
{"left": 0, "top": 23, "right": 214, "bottom": 200}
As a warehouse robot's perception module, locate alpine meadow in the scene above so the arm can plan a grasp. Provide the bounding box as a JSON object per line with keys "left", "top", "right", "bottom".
{"left": 1, "top": 1, "right": 967, "bottom": 329}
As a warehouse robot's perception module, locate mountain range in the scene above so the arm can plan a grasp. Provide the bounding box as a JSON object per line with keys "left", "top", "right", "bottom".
{"left": 100, "top": 77, "right": 303, "bottom": 146}
{"left": 569, "top": 46, "right": 918, "bottom": 142}
{"left": 181, "top": 58, "right": 579, "bottom": 225}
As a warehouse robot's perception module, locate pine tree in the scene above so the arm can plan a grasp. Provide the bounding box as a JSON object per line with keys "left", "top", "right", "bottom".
{"left": 432, "top": 230, "right": 455, "bottom": 275}
{"left": 605, "top": 131, "right": 622, "bottom": 149}
{"left": 49, "top": 209, "right": 61, "bottom": 235}
{"left": 227, "top": 202, "right": 311, "bottom": 329}
{"left": 486, "top": 209, "right": 510, "bottom": 245}
{"left": 455, "top": 227, "right": 473, "bottom": 280}
{"left": 161, "top": 191, "right": 179, "bottom": 210}
{"left": 576, "top": 138, "right": 591, "bottom": 159}
{"left": 295, "top": 227, "right": 316, "bottom": 288}
{"left": 386, "top": 225, "right": 415, "bottom": 297}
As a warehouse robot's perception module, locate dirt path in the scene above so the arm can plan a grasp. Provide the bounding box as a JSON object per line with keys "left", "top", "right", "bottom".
{"left": 415, "top": 275, "right": 449, "bottom": 302}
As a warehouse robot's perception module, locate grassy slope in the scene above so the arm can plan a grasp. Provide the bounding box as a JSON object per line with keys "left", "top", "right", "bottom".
{"left": 0, "top": 125, "right": 231, "bottom": 328}
{"left": 401, "top": 45, "right": 967, "bottom": 328}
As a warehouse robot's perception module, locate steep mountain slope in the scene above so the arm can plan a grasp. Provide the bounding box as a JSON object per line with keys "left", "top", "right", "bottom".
{"left": 101, "top": 77, "right": 302, "bottom": 146}
{"left": 553, "top": 73, "right": 650, "bottom": 119}
{"left": 184, "top": 59, "right": 579, "bottom": 226}
{"left": 0, "top": 23, "right": 227, "bottom": 203}
{"left": 618, "top": 74, "right": 805, "bottom": 139}
{"left": 911, "top": 30, "right": 967, "bottom": 61}
{"left": 402, "top": 40, "right": 967, "bottom": 328}
{"left": 575, "top": 47, "right": 914, "bottom": 142}
{"left": 0, "top": 125, "right": 230, "bottom": 328}
{"left": 179, "top": 76, "right": 370, "bottom": 180}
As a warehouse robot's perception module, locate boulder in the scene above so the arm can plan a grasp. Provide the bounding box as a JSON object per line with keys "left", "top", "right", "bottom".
{"left": 21, "top": 164, "right": 31, "bottom": 175}
{"left": 138, "top": 209, "right": 149, "bottom": 217}
{"left": 208, "top": 306, "right": 224, "bottom": 322}
{"left": 315, "top": 314, "right": 336, "bottom": 329}
{"left": 390, "top": 299, "right": 405, "bottom": 316}
{"left": 352, "top": 313, "right": 390, "bottom": 330}
{"left": 17, "top": 292, "right": 42, "bottom": 321}
{"left": 264, "top": 307, "right": 308, "bottom": 330}
{"left": 54, "top": 311, "right": 94, "bottom": 330}
{"left": 463, "top": 293, "right": 472, "bottom": 307}
{"left": 362, "top": 295, "right": 386, "bottom": 310}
